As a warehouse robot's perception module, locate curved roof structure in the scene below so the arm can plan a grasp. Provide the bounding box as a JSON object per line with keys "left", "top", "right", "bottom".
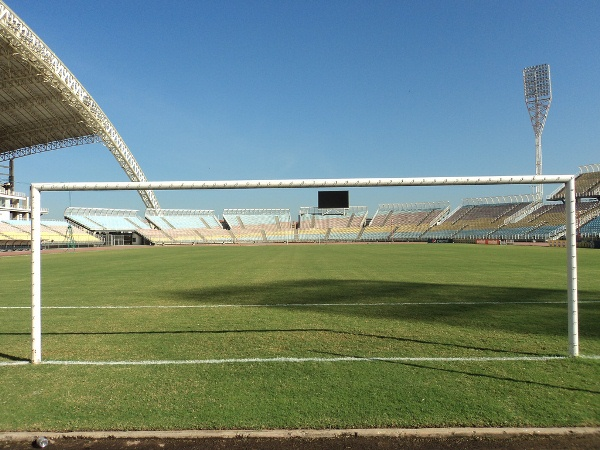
{"left": 0, "top": 1, "right": 159, "bottom": 209}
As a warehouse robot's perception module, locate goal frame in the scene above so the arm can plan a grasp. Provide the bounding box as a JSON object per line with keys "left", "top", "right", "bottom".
{"left": 29, "top": 174, "right": 579, "bottom": 363}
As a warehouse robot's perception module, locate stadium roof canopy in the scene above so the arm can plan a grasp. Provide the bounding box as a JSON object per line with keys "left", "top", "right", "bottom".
{"left": 0, "top": 1, "right": 159, "bottom": 209}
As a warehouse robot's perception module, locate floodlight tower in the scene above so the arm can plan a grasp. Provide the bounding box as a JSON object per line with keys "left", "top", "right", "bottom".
{"left": 523, "top": 64, "right": 552, "bottom": 200}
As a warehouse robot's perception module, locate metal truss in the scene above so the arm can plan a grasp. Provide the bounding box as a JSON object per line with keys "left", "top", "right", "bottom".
{"left": 0, "top": 1, "right": 160, "bottom": 209}
{"left": 378, "top": 201, "right": 450, "bottom": 211}
{"left": 223, "top": 208, "right": 292, "bottom": 215}
{"left": 462, "top": 194, "right": 539, "bottom": 206}
{"left": 146, "top": 208, "right": 218, "bottom": 216}
{"left": 0, "top": 135, "right": 102, "bottom": 161}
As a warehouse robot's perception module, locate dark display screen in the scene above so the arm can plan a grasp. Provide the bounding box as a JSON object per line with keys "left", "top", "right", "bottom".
{"left": 318, "top": 191, "right": 349, "bottom": 209}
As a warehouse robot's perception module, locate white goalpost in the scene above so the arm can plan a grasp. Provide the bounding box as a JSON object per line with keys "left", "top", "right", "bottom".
{"left": 29, "top": 174, "right": 579, "bottom": 364}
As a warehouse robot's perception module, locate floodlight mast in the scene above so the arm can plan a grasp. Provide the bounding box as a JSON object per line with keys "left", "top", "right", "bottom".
{"left": 523, "top": 64, "right": 552, "bottom": 200}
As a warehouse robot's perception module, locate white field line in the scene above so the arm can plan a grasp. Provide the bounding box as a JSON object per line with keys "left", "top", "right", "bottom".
{"left": 2, "top": 300, "right": 599, "bottom": 310}
{"left": 2, "top": 355, "right": 599, "bottom": 367}
{"left": 0, "top": 355, "right": 573, "bottom": 367}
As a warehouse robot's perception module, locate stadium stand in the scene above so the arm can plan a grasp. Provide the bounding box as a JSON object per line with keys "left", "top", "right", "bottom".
{"left": 65, "top": 207, "right": 149, "bottom": 231}
{"left": 223, "top": 209, "right": 294, "bottom": 243}
{"left": 64, "top": 207, "right": 150, "bottom": 246}
{"left": 421, "top": 197, "right": 535, "bottom": 240}
{"left": 0, "top": 220, "right": 30, "bottom": 240}
{"left": 548, "top": 164, "right": 600, "bottom": 201}
{"left": 41, "top": 220, "right": 101, "bottom": 245}
{"left": 360, "top": 226, "right": 394, "bottom": 241}
{"left": 143, "top": 209, "right": 232, "bottom": 244}
{"left": 146, "top": 209, "right": 221, "bottom": 229}
{"left": 135, "top": 228, "right": 173, "bottom": 245}
{"left": 297, "top": 228, "right": 328, "bottom": 242}
{"left": 543, "top": 164, "right": 600, "bottom": 241}
{"left": 361, "top": 202, "right": 448, "bottom": 241}
{"left": 490, "top": 201, "right": 600, "bottom": 241}
{"left": 195, "top": 227, "right": 234, "bottom": 244}
{"left": 298, "top": 206, "right": 367, "bottom": 242}
{"left": 0, "top": 219, "right": 102, "bottom": 249}
{"left": 391, "top": 202, "right": 448, "bottom": 241}
{"left": 581, "top": 214, "right": 600, "bottom": 238}
{"left": 578, "top": 201, "right": 600, "bottom": 237}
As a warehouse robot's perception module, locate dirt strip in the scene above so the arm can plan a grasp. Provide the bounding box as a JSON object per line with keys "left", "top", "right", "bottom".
{"left": 2, "top": 427, "right": 599, "bottom": 450}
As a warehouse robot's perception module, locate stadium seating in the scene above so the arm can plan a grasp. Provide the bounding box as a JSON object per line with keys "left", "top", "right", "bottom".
{"left": 0, "top": 220, "right": 31, "bottom": 240}
{"left": 16, "top": 166, "right": 597, "bottom": 247}
{"left": 0, "top": 219, "right": 102, "bottom": 247}
{"left": 360, "top": 226, "right": 394, "bottom": 241}
{"left": 141, "top": 209, "right": 230, "bottom": 245}
{"left": 135, "top": 228, "right": 173, "bottom": 245}
{"left": 65, "top": 207, "right": 149, "bottom": 232}
{"left": 266, "top": 230, "right": 296, "bottom": 242}
{"left": 63, "top": 214, "right": 104, "bottom": 231}
{"left": 298, "top": 206, "right": 367, "bottom": 243}
{"left": 328, "top": 227, "right": 362, "bottom": 241}
{"left": 489, "top": 201, "right": 600, "bottom": 240}
{"left": 223, "top": 209, "right": 294, "bottom": 243}
{"left": 195, "top": 227, "right": 234, "bottom": 244}
{"left": 497, "top": 203, "right": 563, "bottom": 240}
{"left": 548, "top": 164, "right": 600, "bottom": 201}
{"left": 580, "top": 215, "right": 600, "bottom": 237}
{"left": 145, "top": 209, "right": 222, "bottom": 230}
{"left": 297, "top": 229, "right": 328, "bottom": 242}
{"left": 368, "top": 202, "right": 448, "bottom": 241}
{"left": 0, "top": 220, "right": 30, "bottom": 240}
{"left": 423, "top": 200, "right": 534, "bottom": 240}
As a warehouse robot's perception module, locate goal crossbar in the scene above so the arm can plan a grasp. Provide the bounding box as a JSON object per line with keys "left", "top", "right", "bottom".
{"left": 29, "top": 174, "right": 579, "bottom": 363}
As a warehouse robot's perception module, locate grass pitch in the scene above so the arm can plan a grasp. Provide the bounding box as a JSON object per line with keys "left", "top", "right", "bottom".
{"left": 0, "top": 243, "right": 599, "bottom": 430}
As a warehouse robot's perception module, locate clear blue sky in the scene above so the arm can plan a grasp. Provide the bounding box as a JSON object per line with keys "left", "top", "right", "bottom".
{"left": 8, "top": 0, "right": 600, "bottom": 219}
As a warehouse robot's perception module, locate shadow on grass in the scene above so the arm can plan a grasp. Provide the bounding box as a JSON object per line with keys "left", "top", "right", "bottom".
{"left": 2, "top": 280, "right": 597, "bottom": 362}
{"left": 317, "top": 350, "right": 600, "bottom": 395}
{"left": 0, "top": 328, "right": 546, "bottom": 358}
{"left": 0, "top": 351, "right": 28, "bottom": 362}
{"left": 168, "top": 279, "right": 600, "bottom": 338}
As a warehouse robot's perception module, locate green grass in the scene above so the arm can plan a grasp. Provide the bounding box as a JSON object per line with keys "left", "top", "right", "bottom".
{"left": 0, "top": 244, "right": 599, "bottom": 431}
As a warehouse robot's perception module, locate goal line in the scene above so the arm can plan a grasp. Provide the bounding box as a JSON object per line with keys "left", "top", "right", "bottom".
{"left": 29, "top": 174, "right": 579, "bottom": 364}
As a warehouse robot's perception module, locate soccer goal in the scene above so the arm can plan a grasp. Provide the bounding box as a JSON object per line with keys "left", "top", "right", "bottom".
{"left": 29, "top": 174, "right": 579, "bottom": 363}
